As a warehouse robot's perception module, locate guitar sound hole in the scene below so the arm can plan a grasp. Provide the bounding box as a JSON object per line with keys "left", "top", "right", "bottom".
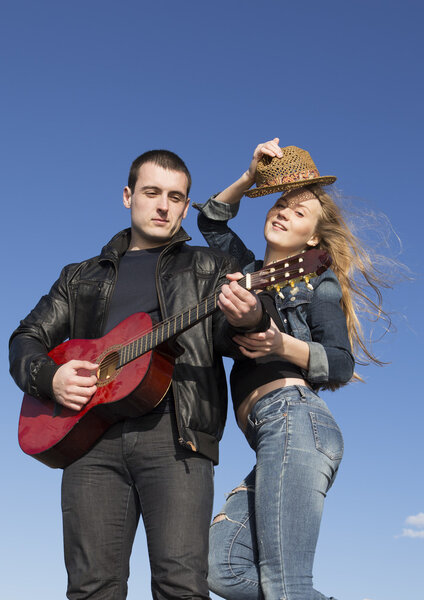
{"left": 97, "top": 351, "right": 120, "bottom": 384}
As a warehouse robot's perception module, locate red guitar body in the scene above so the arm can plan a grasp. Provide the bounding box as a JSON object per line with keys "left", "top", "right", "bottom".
{"left": 18, "top": 313, "right": 175, "bottom": 469}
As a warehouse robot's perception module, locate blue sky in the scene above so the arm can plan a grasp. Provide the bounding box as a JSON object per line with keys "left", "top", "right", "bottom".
{"left": 1, "top": 1, "right": 423, "bottom": 598}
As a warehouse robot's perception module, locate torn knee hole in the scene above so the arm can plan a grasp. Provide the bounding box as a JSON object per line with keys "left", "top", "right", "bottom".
{"left": 211, "top": 513, "right": 246, "bottom": 527}
{"left": 212, "top": 513, "right": 227, "bottom": 524}
{"left": 227, "top": 485, "right": 254, "bottom": 499}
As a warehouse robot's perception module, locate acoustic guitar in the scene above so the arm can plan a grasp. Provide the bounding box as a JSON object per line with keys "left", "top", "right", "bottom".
{"left": 18, "top": 248, "right": 331, "bottom": 468}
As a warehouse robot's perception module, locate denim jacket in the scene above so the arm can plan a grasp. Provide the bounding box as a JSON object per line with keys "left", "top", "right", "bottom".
{"left": 194, "top": 196, "right": 355, "bottom": 388}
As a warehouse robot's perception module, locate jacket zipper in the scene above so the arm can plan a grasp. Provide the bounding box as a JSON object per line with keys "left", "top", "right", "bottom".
{"left": 155, "top": 239, "right": 196, "bottom": 452}
{"left": 99, "top": 259, "right": 119, "bottom": 336}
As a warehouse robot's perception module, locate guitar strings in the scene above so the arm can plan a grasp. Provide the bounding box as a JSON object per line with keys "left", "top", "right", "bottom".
{"left": 96, "top": 253, "right": 321, "bottom": 372}
{"left": 100, "top": 270, "right": 299, "bottom": 371}
{"left": 97, "top": 275, "right": 248, "bottom": 372}
{"left": 97, "top": 259, "right": 314, "bottom": 372}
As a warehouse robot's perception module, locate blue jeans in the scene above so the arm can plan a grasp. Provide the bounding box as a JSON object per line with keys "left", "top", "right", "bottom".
{"left": 208, "top": 386, "right": 342, "bottom": 600}
{"left": 61, "top": 411, "right": 214, "bottom": 599}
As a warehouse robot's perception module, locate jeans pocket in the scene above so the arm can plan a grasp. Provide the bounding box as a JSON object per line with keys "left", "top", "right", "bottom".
{"left": 250, "top": 397, "right": 287, "bottom": 427}
{"left": 309, "top": 411, "right": 344, "bottom": 461}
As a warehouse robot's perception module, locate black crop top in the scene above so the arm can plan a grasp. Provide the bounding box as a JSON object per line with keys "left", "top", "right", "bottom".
{"left": 230, "top": 289, "right": 303, "bottom": 412}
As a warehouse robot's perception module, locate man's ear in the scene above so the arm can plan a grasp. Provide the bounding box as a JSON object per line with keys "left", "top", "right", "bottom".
{"left": 123, "top": 186, "right": 132, "bottom": 209}
{"left": 182, "top": 198, "right": 190, "bottom": 219}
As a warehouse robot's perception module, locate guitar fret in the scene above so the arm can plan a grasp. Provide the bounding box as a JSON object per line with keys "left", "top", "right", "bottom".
{"left": 106, "top": 249, "right": 327, "bottom": 368}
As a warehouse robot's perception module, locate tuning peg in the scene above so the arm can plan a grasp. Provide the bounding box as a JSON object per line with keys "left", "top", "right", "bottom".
{"left": 303, "top": 276, "right": 314, "bottom": 290}
{"left": 290, "top": 281, "right": 299, "bottom": 300}
{"left": 274, "top": 284, "right": 285, "bottom": 300}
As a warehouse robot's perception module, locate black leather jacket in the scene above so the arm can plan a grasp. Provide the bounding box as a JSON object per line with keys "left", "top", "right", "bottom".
{"left": 9, "top": 227, "right": 241, "bottom": 464}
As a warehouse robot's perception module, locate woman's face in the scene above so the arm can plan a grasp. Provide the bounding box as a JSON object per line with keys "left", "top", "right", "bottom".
{"left": 264, "top": 188, "right": 322, "bottom": 257}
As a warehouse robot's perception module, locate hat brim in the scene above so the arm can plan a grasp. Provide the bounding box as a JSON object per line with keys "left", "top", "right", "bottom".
{"left": 245, "top": 176, "right": 337, "bottom": 198}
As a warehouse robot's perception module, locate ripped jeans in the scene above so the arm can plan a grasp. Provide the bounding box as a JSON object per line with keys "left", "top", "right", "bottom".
{"left": 208, "top": 386, "right": 342, "bottom": 600}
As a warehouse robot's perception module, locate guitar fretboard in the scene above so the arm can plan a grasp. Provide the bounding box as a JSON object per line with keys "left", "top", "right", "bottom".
{"left": 114, "top": 248, "right": 329, "bottom": 369}
{"left": 117, "top": 275, "right": 248, "bottom": 368}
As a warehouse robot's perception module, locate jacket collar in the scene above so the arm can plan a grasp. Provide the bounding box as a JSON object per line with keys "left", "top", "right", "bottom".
{"left": 99, "top": 227, "right": 192, "bottom": 265}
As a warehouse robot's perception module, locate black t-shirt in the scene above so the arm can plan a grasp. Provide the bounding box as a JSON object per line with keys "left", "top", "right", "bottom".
{"left": 104, "top": 245, "right": 174, "bottom": 412}
{"left": 104, "top": 246, "right": 164, "bottom": 334}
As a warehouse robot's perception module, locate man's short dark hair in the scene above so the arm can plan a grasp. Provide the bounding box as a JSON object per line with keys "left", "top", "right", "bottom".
{"left": 128, "top": 150, "right": 192, "bottom": 195}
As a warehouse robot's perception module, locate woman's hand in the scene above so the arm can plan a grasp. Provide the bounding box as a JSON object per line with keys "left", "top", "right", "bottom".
{"left": 213, "top": 138, "right": 283, "bottom": 206}
{"left": 246, "top": 137, "right": 283, "bottom": 183}
{"left": 232, "top": 317, "right": 284, "bottom": 358}
{"left": 233, "top": 316, "right": 311, "bottom": 370}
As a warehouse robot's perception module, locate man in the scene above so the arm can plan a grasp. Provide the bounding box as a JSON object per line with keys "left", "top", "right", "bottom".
{"left": 9, "top": 150, "right": 265, "bottom": 600}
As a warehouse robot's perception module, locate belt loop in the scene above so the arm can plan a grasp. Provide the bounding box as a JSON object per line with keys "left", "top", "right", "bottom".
{"left": 295, "top": 385, "right": 306, "bottom": 399}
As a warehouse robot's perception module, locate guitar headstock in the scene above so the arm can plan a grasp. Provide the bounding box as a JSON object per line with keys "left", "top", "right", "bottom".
{"left": 246, "top": 249, "right": 332, "bottom": 293}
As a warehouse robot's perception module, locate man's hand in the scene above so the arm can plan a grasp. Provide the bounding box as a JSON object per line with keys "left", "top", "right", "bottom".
{"left": 246, "top": 137, "right": 283, "bottom": 182}
{"left": 218, "top": 273, "right": 263, "bottom": 329}
{"left": 52, "top": 360, "right": 98, "bottom": 411}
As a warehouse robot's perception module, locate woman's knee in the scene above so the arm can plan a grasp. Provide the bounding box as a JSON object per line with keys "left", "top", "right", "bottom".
{"left": 208, "top": 486, "right": 259, "bottom": 597}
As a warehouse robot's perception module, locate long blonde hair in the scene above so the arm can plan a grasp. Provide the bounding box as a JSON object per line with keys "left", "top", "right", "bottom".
{"left": 308, "top": 184, "right": 392, "bottom": 378}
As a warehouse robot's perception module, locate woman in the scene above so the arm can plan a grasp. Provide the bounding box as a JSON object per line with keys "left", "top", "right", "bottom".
{"left": 195, "top": 139, "right": 388, "bottom": 600}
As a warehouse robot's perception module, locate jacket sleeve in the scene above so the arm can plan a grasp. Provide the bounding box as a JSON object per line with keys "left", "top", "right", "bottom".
{"left": 193, "top": 196, "right": 257, "bottom": 272}
{"left": 305, "top": 271, "right": 355, "bottom": 386}
{"left": 9, "top": 265, "right": 74, "bottom": 401}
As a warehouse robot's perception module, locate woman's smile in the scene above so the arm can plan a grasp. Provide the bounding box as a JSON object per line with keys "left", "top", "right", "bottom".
{"left": 264, "top": 188, "right": 321, "bottom": 261}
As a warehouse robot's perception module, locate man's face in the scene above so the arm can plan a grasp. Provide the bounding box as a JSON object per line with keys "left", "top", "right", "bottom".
{"left": 123, "top": 162, "right": 190, "bottom": 250}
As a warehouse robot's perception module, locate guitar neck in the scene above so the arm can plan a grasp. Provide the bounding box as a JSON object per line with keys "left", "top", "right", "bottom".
{"left": 118, "top": 274, "right": 249, "bottom": 367}
{"left": 115, "top": 248, "right": 331, "bottom": 369}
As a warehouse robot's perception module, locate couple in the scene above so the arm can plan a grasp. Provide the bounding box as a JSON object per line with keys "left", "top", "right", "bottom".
{"left": 9, "top": 139, "right": 386, "bottom": 599}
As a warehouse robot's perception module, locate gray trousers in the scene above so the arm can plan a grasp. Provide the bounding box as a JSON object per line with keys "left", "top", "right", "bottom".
{"left": 61, "top": 411, "right": 214, "bottom": 599}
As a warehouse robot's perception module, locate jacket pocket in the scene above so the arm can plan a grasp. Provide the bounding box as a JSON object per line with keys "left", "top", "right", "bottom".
{"left": 275, "top": 285, "right": 313, "bottom": 340}
{"left": 309, "top": 411, "right": 344, "bottom": 461}
{"left": 276, "top": 284, "right": 313, "bottom": 310}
